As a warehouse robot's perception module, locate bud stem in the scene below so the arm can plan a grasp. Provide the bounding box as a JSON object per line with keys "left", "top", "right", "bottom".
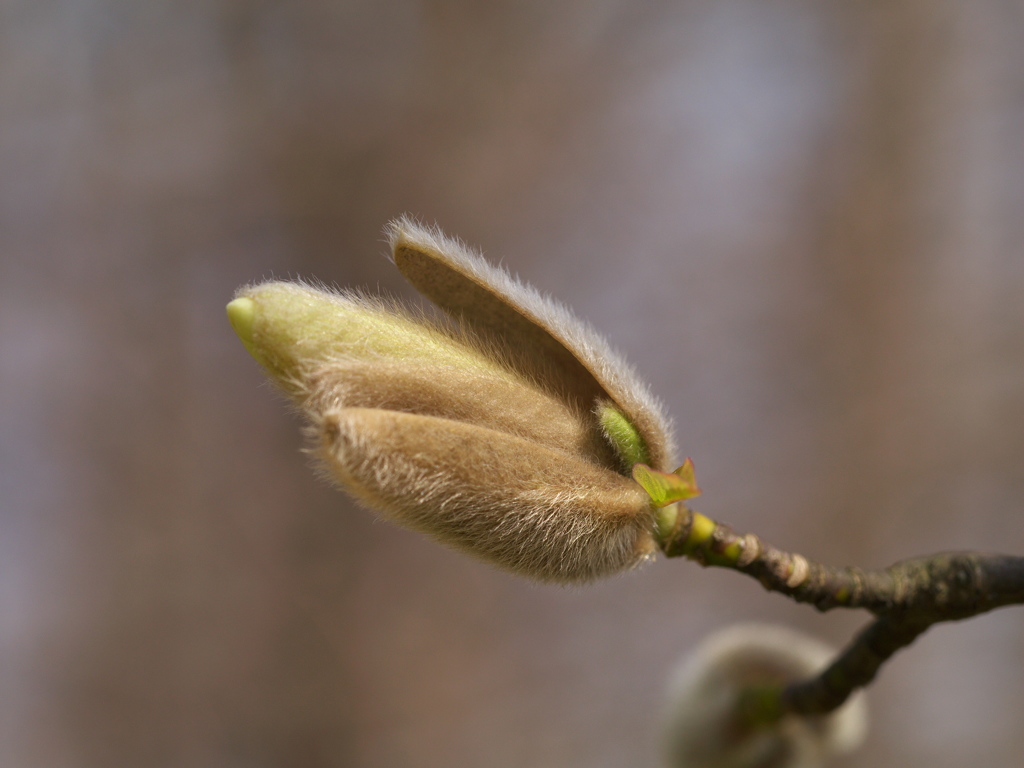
{"left": 660, "top": 506, "right": 1024, "bottom": 716}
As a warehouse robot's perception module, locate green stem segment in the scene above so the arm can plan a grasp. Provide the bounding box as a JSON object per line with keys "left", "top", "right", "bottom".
{"left": 659, "top": 505, "right": 1024, "bottom": 717}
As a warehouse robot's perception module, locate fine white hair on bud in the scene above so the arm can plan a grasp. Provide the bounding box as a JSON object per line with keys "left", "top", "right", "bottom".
{"left": 387, "top": 216, "right": 676, "bottom": 472}
{"left": 316, "top": 408, "right": 655, "bottom": 583}
{"left": 227, "top": 218, "right": 678, "bottom": 582}
{"left": 662, "top": 624, "right": 868, "bottom": 768}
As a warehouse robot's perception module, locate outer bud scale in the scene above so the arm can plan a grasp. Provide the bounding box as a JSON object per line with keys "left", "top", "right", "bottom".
{"left": 319, "top": 408, "right": 655, "bottom": 582}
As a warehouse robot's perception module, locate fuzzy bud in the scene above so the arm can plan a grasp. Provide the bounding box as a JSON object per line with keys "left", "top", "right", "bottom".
{"left": 228, "top": 217, "right": 678, "bottom": 582}
{"left": 663, "top": 624, "right": 868, "bottom": 768}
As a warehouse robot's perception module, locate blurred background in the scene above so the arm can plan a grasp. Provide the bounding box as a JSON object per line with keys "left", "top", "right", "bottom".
{"left": 2, "top": 1, "right": 1023, "bottom": 766}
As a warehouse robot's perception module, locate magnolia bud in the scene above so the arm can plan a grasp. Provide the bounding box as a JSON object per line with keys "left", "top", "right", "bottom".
{"left": 228, "top": 217, "right": 677, "bottom": 582}
{"left": 663, "top": 624, "right": 868, "bottom": 768}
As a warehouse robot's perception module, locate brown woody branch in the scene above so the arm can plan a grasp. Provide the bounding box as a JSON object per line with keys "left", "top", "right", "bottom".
{"left": 660, "top": 505, "right": 1024, "bottom": 717}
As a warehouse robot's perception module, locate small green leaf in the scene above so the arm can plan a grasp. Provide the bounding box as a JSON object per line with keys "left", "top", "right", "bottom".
{"left": 674, "top": 457, "right": 699, "bottom": 493}
{"left": 632, "top": 459, "right": 701, "bottom": 507}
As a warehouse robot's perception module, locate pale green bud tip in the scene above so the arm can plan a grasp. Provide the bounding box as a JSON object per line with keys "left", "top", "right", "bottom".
{"left": 226, "top": 297, "right": 257, "bottom": 349}
{"left": 597, "top": 402, "right": 649, "bottom": 469}
{"left": 227, "top": 281, "right": 514, "bottom": 398}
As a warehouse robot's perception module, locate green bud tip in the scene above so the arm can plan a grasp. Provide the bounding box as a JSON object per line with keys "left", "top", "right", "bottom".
{"left": 597, "top": 402, "right": 649, "bottom": 470}
{"left": 226, "top": 297, "right": 256, "bottom": 343}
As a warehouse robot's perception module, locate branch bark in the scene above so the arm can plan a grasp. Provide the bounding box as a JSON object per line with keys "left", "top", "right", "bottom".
{"left": 659, "top": 504, "right": 1024, "bottom": 717}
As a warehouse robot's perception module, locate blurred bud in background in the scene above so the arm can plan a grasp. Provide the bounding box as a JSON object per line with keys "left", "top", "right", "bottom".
{"left": 663, "top": 623, "right": 867, "bottom": 768}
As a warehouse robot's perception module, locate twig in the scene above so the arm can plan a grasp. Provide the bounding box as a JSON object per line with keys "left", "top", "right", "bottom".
{"left": 659, "top": 504, "right": 1024, "bottom": 717}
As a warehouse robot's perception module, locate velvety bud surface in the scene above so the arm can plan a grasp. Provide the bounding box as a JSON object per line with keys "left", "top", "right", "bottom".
{"left": 228, "top": 218, "right": 681, "bottom": 582}
{"left": 317, "top": 408, "right": 656, "bottom": 583}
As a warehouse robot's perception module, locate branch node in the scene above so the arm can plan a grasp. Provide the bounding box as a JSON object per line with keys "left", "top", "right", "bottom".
{"left": 736, "top": 534, "right": 760, "bottom": 567}
{"left": 786, "top": 554, "right": 810, "bottom": 588}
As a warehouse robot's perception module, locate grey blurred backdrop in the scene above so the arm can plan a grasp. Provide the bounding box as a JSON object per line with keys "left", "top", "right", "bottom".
{"left": 3, "top": 1, "right": 1024, "bottom": 766}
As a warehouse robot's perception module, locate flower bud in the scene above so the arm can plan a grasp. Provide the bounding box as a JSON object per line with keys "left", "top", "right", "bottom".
{"left": 228, "top": 217, "right": 678, "bottom": 582}
{"left": 663, "top": 624, "right": 868, "bottom": 768}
